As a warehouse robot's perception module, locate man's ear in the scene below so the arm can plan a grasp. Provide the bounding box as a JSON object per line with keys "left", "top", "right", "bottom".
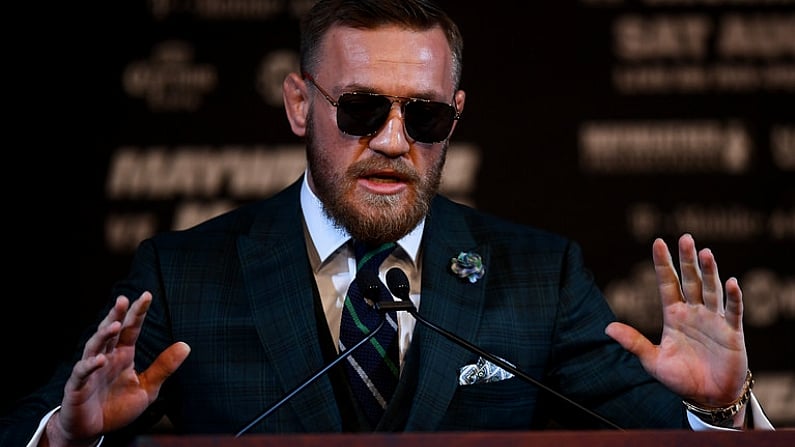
{"left": 283, "top": 72, "right": 309, "bottom": 137}
{"left": 450, "top": 89, "right": 466, "bottom": 134}
{"left": 454, "top": 89, "right": 466, "bottom": 117}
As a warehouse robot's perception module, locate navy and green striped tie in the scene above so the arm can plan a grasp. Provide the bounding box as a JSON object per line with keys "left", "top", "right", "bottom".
{"left": 339, "top": 240, "right": 399, "bottom": 426}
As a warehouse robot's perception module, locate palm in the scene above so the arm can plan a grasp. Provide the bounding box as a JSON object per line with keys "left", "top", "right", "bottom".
{"left": 606, "top": 234, "right": 748, "bottom": 406}
{"left": 653, "top": 298, "right": 746, "bottom": 403}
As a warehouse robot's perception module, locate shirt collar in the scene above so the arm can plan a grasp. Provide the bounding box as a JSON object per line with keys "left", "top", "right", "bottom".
{"left": 300, "top": 171, "right": 424, "bottom": 265}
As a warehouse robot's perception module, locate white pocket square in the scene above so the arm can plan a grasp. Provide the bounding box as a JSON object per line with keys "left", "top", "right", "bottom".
{"left": 458, "top": 356, "right": 515, "bottom": 385}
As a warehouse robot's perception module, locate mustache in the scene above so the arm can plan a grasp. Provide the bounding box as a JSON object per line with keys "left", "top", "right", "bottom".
{"left": 348, "top": 157, "right": 422, "bottom": 184}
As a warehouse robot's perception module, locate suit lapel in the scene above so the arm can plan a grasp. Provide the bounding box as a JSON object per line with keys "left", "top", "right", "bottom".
{"left": 401, "top": 197, "right": 490, "bottom": 430}
{"left": 236, "top": 181, "right": 341, "bottom": 431}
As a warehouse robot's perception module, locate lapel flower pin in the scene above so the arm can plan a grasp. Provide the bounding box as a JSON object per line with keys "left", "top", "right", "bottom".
{"left": 450, "top": 251, "right": 485, "bottom": 283}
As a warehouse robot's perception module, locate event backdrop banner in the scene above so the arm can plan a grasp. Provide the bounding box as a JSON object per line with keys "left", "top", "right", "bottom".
{"left": 14, "top": 0, "right": 795, "bottom": 427}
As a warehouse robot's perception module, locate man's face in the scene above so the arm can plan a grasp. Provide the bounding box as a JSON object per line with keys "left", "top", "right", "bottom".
{"left": 304, "top": 25, "right": 464, "bottom": 245}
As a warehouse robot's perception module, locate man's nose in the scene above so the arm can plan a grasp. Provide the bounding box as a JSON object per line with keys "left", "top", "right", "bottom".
{"left": 367, "top": 102, "right": 411, "bottom": 157}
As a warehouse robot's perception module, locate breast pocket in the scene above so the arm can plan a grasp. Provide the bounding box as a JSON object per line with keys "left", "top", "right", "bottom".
{"left": 439, "top": 377, "right": 540, "bottom": 430}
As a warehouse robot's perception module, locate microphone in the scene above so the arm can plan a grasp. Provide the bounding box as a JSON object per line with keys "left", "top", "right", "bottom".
{"left": 358, "top": 270, "right": 415, "bottom": 313}
{"left": 385, "top": 267, "right": 624, "bottom": 430}
{"left": 356, "top": 267, "right": 416, "bottom": 315}
{"left": 235, "top": 272, "right": 389, "bottom": 437}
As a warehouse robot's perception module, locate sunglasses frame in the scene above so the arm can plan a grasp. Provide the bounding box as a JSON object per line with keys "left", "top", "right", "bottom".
{"left": 303, "top": 72, "right": 460, "bottom": 144}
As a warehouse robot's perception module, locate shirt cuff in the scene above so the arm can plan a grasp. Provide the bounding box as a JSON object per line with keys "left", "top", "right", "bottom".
{"left": 687, "top": 392, "right": 775, "bottom": 431}
{"left": 26, "top": 407, "right": 104, "bottom": 447}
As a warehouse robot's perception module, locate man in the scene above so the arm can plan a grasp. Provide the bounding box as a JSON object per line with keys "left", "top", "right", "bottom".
{"left": 2, "top": 0, "right": 773, "bottom": 445}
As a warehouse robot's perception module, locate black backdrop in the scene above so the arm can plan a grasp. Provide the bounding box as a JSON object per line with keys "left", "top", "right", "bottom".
{"left": 5, "top": 0, "right": 793, "bottom": 428}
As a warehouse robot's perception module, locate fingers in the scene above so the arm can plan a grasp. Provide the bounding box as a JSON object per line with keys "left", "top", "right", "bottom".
{"left": 698, "top": 246, "right": 725, "bottom": 314}
{"left": 117, "top": 292, "right": 153, "bottom": 347}
{"left": 655, "top": 234, "right": 737, "bottom": 318}
{"left": 82, "top": 296, "right": 128, "bottom": 359}
{"left": 677, "top": 234, "right": 704, "bottom": 305}
{"left": 66, "top": 351, "right": 108, "bottom": 394}
{"left": 652, "top": 237, "right": 684, "bottom": 307}
{"left": 81, "top": 292, "right": 153, "bottom": 360}
{"left": 724, "top": 277, "right": 744, "bottom": 330}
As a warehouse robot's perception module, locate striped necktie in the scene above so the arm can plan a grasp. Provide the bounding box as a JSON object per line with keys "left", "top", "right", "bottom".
{"left": 339, "top": 240, "right": 399, "bottom": 426}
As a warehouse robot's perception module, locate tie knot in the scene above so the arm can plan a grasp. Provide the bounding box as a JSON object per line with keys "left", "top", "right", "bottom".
{"left": 353, "top": 240, "right": 397, "bottom": 273}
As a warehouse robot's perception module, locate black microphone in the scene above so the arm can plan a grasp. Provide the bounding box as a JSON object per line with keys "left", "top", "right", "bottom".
{"left": 235, "top": 272, "right": 388, "bottom": 437}
{"left": 355, "top": 270, "right": 414, "bottom": 312}
{"left": 385, "top": 267, "right": 623, "bottom": 430}
{"left": 355, "top": 269, "right": 416, "bottom": 316}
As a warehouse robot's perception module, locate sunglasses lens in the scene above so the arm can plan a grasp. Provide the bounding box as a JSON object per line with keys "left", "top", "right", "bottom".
{"left": 335, "top": 92, "right": 457, "bottom": 144}
{"left": 405, "top": 101, "right": 456, "bottom": 143}
{"left": 336, "top": 93, "right": 393, "bottom": 136}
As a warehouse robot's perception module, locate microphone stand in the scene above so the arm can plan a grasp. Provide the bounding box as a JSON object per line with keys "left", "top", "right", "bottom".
{"left": 237, "top": 268, "right": 622, "bottom": 435}
{"left": 383, "top": 268, "right": 623, "bottom": 431}
{"left": 235, "top": 318, "right": 387, "bottom": 436}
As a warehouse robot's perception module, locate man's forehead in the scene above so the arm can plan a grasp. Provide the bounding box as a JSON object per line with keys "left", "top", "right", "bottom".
{"left": 318, "top": 25, "right": 453, "bottom": 88}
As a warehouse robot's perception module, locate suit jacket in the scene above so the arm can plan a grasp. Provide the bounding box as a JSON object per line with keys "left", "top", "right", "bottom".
{"left": 1, "top": 177, "right": 687, "bottom": 443}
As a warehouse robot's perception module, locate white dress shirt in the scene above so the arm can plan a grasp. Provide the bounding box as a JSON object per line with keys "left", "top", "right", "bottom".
{"left": 300, "top": 174, "right": 423, "bottom": 367}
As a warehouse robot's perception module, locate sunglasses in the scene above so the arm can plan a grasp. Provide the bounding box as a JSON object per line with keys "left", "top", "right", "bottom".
{"left": 304, "top": 73, "right": 460, "bottom": 144}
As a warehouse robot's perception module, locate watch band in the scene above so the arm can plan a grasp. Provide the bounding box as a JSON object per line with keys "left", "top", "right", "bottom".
{"left": 682, "top": 370, "right": 754, "bottom": 425}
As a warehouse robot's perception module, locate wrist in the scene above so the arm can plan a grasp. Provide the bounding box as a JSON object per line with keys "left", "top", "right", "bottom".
{"left": 44, "top": 410, "right": 101, "bottom": 447}
{"left": 682, "top": 369, "right": 754, "bottom": 428}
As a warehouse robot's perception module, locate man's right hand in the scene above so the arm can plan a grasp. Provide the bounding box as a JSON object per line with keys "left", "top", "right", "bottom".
{"left": 43, "top": 292, "right": 191, "bottom": 447}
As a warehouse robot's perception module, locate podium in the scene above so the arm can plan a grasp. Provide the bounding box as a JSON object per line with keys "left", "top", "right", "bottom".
{"left": 134, "top": 430, "right": 793, "bottom": 447}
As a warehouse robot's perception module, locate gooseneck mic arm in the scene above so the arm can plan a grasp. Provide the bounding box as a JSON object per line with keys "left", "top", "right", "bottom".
{"left": 235, "top": 273, "right": 388, "bottom": 437}
{"left": 384, "top": 267, "right": 623, "bottom": 431}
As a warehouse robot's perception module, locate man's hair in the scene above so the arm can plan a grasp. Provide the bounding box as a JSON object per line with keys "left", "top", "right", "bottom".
{"left": 299, "top": 0, "right": 463, "bottom": 88}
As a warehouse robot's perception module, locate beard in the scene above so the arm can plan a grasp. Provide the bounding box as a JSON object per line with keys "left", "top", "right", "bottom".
{"left": 306, "top": 119, "right": 446, "bottom": 245}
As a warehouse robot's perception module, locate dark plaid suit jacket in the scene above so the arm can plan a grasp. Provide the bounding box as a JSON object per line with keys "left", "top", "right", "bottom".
{"left": 2, "top": 176, "right": 687, "bottom": 444}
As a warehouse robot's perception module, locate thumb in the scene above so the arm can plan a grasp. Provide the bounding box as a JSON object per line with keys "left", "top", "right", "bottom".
{"left": 605, "top": 322, "right": 655, "bottom": 361}
{"left": 140, "top": 341, "right": 191, "bottom": 397}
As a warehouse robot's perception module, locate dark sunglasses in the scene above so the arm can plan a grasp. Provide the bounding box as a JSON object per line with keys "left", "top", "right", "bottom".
{"left": 304, "top": 73, "right": 460, "bottom": 144}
